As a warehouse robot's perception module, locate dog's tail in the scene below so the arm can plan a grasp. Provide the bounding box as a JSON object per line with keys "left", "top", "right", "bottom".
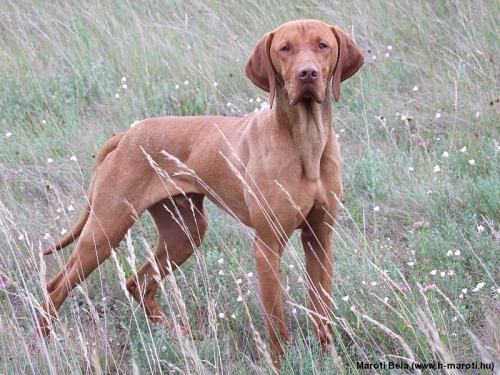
{"left": 43, "top": 132, "right": 126, "bottom": 255}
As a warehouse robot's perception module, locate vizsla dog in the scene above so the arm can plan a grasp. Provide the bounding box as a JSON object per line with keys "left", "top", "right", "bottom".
{"left": 38, "top": 19, "right": 363, "bottom": 366}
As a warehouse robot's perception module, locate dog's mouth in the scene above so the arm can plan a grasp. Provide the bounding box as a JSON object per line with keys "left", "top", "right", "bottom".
{"left": 288, "top": 84, "right": 325, "bottom": 106}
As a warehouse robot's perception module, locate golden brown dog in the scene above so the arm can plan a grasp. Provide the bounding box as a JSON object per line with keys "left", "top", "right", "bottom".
{"left": 38, "top": 19, "right": 363, "bottom": 365}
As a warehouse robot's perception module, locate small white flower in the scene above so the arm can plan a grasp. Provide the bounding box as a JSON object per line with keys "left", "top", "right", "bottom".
{"left": 384, "top": 297, "right": 389, "bottom": 303}
{"left": 114, "top": 93, "right": 119, "bottom": 98}
{"left": 249, "top": 98, "right": 253, "bottom": 103}
{"left": 175, "top": 84, "right": 179, "bottom": 89}
{"left": 430, "top": 269, "right": 437, "bottom": 276}
{"left": 218, "top": 270, "right": 224, "bottom": 276}
{"left": 227, "top": 102, "right": 232, "bottom": 107}
{"left": 497, "top": 288, "right": 500, "bottom": 294}
{"left": 350, "top": 306, "right": 356, "bottom": 312}
{"left": 387, "top": 45, "right": 393, "bottom": 51}
{"left": 448, "top": 270, "right": 454, "bottom": 276}
{"left": 122, "top": 84, "right": 127, "bottom": 89}
{"left": 476, "top": 282, "right": 485, "bottom": 291}
{"left": 442, "top": 151, "right": 449, "bottom": 158}
{"left": 289, "top": 264, "right": 294, "bottom": 269}
{"left": 469, "top": 159, "right": 475, "bottom": 165}
{"left": 462, "top": 288, "right": 467, "bottom": 294}
{"left": 460, "top": 146, "right": 467, "bottom": 153}
{"left": 401, "top": 114, "right": 407, "bottom": 121}
{"left": 374, "top": 206, "right": 380, "bottom": 212}
{"left": 184, "top": 80, "right": 189, "bottom": 85}
{"left": 435, "top": 113, "right": 441, "bottom": 118}
{"left": 218, "top": 258, "right": 224, "bottom": 265}
{"left": 408, "top": 167, "right": 414, "bottom": 172}
{"left": 43, "top": 233, "right": 50, "bottom": 240}
{"left": 121, "top": 77, "right": 127, "bottom": 82}
{"left": 218, "top": 313, "right": 225, "bottom": 319}
{"left": 161, "top": 345, "right": 167, "bottom": 351}
{"left": 67, "top": 205, "right": 75, "bottom": 211}
{"left": 452, "top": 316, "right": 458, "bottom": 322}
{"left": 236, "top": 278, "right": 242, "bottom": 285}
{"left": 18, "top": 235, "right": 25, "bottom": 241}
{"left": 297, "top": 277, "right": 304, "bottom": 283}
{"left": 231, "top": 314, "right": 236, "bottom": 319}
{"left": 60, "top": 229, "right": 67, "bottom": 235}
{"left": 475, "top": 112, "right": 480, "bottom": 118}
{"left": 47, "top": 158, "right": 54, "bottom": 164}
{"left": 70, "top": 155, "right": 77, "bottom": 162}
{"left": 292, "top": 308, "right": 297, "bottom": 315}
{"left": 41, "top": 120, "right": 46, "bottom": 125}
{"left": 256, "top": 97, "right": 261, "bottom": 102}
{"left": 477, "top": 225, "right": 485, "bottom": 233}
{"left": 454, "top": 250, "right": 461, "bottom": 256}
{"left": 371, "top": 55, "right": 377, "bottom": 60}
{"left": 285, "top": 285, "right": 290, "bottom": 292}
{"left": 370, "top": 281, "right": 377, "bottom": 286}
{"left": 246, "top": 272, "right": 254, "bottom": 279}
{"left": 213, "top": 82, "right": 218, "bottom": 87}
{"left": 459, "top": 294, "right": 464, "bottom": 299}
{"left": 433, "top": 165, "right": 441, "bottom": 172}
{"left": 342, "top": 295, "right": 349, "bottom": 302}
{"left": 385, "top": 53, "right": 390, "bottom": 58}
{"left": 440, "top": 271, "right": 446, "bottom": 278}
{"left": 237, "top": 295, "right": 243, "bottom": 302}
{"left": 446, "top": 250, "right": 453, "bottom": 256}
{"left": 407, "top": 261, "right": 414, "bottom": 267}
{"left": 5, "top": 132, "right": 12, "bottom": 137}
{"left": 413, "top": 86, "right": 419, "bottom": 91}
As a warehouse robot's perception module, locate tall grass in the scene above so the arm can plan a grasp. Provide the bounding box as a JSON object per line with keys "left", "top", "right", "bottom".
{"left": 1, "top": 0, "right": 499, "bottom": 373}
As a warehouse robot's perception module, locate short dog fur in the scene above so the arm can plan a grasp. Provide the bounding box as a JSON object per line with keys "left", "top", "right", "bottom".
{"left": 39, "top": 19, "right": 363, "bottom": 365}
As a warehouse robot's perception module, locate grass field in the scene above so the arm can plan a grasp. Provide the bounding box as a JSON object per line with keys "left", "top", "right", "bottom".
{"left": 1, "top": 0, "right": 499, "bottom": 373}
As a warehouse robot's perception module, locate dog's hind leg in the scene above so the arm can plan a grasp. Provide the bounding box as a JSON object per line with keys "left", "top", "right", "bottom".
{"left": 38, "top": 209, "right": 136, "bottom": 338}
{"left": 125, "top": 193, "right": 208, "bottom": 330}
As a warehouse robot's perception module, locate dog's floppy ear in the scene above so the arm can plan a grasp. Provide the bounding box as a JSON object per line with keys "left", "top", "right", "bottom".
{"left": 245, "top": 31, "right": 276, "bottom": 108}
{"left": 331, "top": 27, "right": 364, "bottom": 102}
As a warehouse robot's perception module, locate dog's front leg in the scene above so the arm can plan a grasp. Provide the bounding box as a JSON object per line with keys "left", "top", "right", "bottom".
{"left": 302, "top": 223, "right": 335, "bottom": 348}
{"left": 253, "top": 234, "right": 289, "bottom": 367}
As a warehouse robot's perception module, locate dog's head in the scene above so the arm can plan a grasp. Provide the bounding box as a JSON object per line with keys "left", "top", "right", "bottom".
{"left": 245, "top": 19, "right": 364, "bottom": 108}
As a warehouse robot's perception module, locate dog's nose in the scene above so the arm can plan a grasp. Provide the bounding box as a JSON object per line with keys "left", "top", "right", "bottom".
{"left": 297, "top": 64, "right": 319, "bottom": 83}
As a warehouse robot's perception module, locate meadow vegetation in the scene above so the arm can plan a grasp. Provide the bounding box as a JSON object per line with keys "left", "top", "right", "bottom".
{"left": 0, "top": 0, "right": 499, "bottom": 373}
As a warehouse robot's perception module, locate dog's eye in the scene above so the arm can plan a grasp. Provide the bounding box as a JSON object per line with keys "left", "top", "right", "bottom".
{"left": 318, "top": 43, "right": 327, "bottom": 50}
{"left": 280, "top": 46, "right": 290, "bottom": 52}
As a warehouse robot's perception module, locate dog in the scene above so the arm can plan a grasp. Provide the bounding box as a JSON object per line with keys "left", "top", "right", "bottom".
{"left": 38, "top": 19, "right": 363, "bottom": 366}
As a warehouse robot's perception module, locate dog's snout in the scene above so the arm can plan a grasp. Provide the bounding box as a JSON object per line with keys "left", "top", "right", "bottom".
{"left": 297, "top": 64, "right": 319, "bottom": 83}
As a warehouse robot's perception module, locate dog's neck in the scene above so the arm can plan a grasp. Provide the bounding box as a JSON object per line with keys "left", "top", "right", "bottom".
{"left": 273, "top": 87, "right": 333, "bottom": 181}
